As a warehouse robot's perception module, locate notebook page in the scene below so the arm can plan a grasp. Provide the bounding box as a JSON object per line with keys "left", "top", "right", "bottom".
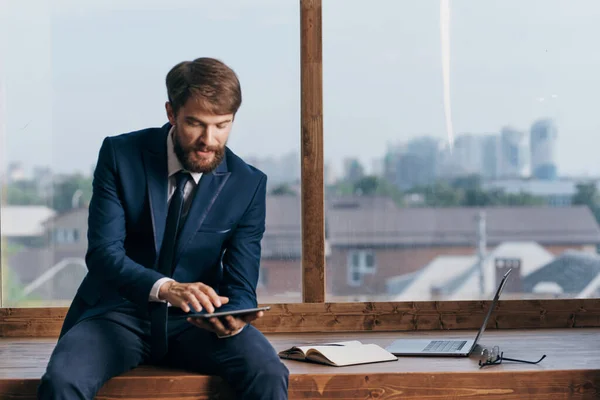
{"left": 294, "top": 340, "right": 363, "bottom": 354}
{"left": 309, "top": 343, "right": 397, "bottom": 367}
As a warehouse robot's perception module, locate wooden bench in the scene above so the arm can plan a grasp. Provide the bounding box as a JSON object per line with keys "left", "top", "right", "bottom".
{"left": 1, "top": 328, "right": 599, "bottom": 399}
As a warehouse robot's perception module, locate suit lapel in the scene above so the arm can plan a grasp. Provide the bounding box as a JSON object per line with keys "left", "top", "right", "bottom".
{"left": 142, "top": 124, "right": 170, "bottom": 256}
{"left": 175, "top": 161, "right": 231, "bottom": 260}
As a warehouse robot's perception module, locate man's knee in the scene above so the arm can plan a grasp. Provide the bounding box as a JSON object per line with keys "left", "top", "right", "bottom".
{"left": 253, "top": 359, "right": 290, "bottom": 388}
{"left": 38, "top": 365, "right": 95, "bottom": 400}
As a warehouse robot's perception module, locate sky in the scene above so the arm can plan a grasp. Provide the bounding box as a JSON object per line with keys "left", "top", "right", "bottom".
{"left": 1, "top": 0, "right": 600, "bottom": 177}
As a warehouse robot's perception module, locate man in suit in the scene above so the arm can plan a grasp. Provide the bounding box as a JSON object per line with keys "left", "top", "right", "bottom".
{"left": 37, "top": 57, "right": 289, "bottom": 399}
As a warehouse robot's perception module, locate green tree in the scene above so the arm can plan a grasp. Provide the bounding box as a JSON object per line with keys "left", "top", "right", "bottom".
{"left": 462, "top": 188, "right": 503, "bottom": 206}
{"left": 270, "top": 183, "right": 296, "bottom": 196}
{"left": 352, "top": 176, "right": 404, "bottom": 205}
{"left": 409, "top": 180, "right": 545, "bottom": 208}
{"left": 572, "top": 182, "right": 600, "bottom": 223}
{"left": 503, "top": 192, "right": 545, "bottom": 206}
{"left": 328, "top": 181, "right": 354, "bottom": 196}
{"left": 52, "top": 174, "right": 93, "bottom": 212}
{"left": 4, "top": 181, "right": 45, "bottom": 205}
{"left": 450, "top": 174, "right": 482, "bottom": 191}
{"left": 413, "top": 182, "right": 463, "bottom": 207}
{"left": 353, "top": 176, "right": 379, "bottom": 195}
{"left": 572, "top": 182, "right": 598, "bottom": 207}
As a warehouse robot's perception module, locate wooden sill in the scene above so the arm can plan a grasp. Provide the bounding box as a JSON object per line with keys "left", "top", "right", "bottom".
{"left": 1, "top": 329, "right": 599, "bottom": 400}
{"left": 2, "top": 299, "right": 600, "bottom": 337}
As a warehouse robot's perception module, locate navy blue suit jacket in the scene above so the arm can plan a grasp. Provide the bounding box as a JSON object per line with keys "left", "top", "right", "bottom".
{"left": 60, "top": 123, "right": 267, "bottom": 338}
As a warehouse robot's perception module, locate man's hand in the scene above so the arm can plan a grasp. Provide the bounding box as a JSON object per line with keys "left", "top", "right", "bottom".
{"left": 158, "top": 281, "right": 229, "bottom": 313}
{"left": 187, "top": 311, "right": 265, "bottom": 337}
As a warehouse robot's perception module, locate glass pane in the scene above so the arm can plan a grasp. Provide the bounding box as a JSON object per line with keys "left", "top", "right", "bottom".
{"left": 365, "top": 252, "right": 375, "bottom": 268}
{"left": 1, "top": 0, "right": 301, "bottom": 306}
{"left": 351, "top": 252, "right": 360, "bottom": 267}
{"left": 324, "top": 0, "right": 600, "bottom": 302}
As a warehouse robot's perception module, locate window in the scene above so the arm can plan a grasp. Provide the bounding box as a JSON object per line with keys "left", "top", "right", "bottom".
{"left": 53, "top": 228, "right": 80, "bottom": 244}
{"left": 1, "top": 0, "right": 599, "bottom": 313}
{"left": 1, "top": 0, "right": 301, "bottom": 306}
{"left": 347, "top": 250, "right": 377, "bottom": 287}
{"left": 323, "top": 0, "right": 600, "bottom": 301}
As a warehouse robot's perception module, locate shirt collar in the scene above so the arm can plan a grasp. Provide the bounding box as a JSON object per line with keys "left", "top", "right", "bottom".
{"left": 166, "top": 126, "right": 202, "bottom": 184}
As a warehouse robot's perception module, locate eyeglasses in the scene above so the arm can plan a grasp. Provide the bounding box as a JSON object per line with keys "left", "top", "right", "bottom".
{"left": 476, "top": 345, "right": 546, "bottom": 368}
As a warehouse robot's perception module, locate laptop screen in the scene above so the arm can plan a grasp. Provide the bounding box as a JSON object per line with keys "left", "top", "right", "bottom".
{"left": 471, "top": 268, "right": 512, "bottom": 347}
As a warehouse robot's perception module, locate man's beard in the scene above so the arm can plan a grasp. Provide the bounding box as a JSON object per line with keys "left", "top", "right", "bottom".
{"left": 172, "top": 130, "right": 225, "bottom": 173}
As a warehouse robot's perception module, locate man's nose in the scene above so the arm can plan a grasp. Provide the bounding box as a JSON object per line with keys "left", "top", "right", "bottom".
{"left": 201, "top": 126, "right": 217, "bottom": 145}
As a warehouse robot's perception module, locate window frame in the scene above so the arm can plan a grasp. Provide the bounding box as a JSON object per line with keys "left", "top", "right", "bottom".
{"left": 1, "top": 0, "right": 599, "bottom": 333}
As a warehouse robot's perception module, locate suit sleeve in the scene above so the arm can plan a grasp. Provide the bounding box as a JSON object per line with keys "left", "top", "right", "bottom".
{"left": 219, "top": 174, "right": 267, "bottom": 310}
{"left": 85, "top": 137, "right": 165, "bottom": 307}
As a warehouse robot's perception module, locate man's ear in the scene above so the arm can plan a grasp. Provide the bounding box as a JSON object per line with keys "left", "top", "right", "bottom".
{"left": 165, "top": 102, "right": 176, "bottom": 125}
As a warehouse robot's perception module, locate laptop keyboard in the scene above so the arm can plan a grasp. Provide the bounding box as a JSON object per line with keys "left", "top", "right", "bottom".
{"left": 423, "top": 340, "right": 467, "bottom": 353}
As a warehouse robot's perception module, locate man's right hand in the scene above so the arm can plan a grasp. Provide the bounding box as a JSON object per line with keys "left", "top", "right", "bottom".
{"left": 158, "top": 281, "right": 229, "bottom": 313}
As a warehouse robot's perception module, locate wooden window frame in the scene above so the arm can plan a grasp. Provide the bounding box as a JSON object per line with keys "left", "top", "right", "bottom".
{"left": 1, "top": 0, "right": 599, "bottom": 336}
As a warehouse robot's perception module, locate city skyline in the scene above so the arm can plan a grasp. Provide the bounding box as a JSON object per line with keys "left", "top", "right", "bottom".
{"left": 2, "top": 0, "right": 600, "bottom": 176}
{"left": 3, "top": 117, "right": 595, "bottom": 188}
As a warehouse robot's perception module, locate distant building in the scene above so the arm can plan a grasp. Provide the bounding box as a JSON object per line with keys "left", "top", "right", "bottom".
{"left": 244, "top": 151, "right": 300, "bottom": 189}
{"left": 6, "top": 162, "right": 26, "bottom": 182}
{"left": 7, "top": 196, "right": 600, "bottom": 304}
{"left": 389, "top": 244, "right": 600, "bottom": 301}
{"left": 1, "top": 205, "right": 56, "bottom": 247}
{"left": 439, "top": 133, "right": 498, "bottom": 179}
{"left": 498, "top": 127, "right": 528, "bottom": 178}
{"left": 530, "top": 119, "right": 558, "bottom": 180}
{"left": 6, "top": 207, "right": 88, "bottom": 302}
{"left": 384, "top": 137, "right": 440, "bottom": 190}
{"left": 32, "top": 166, "right": 54, "bottom": 200}
{"left": 258, "top": 195, "right": 303, "bottom": 302}
{"left": 326, "top": 204, "right": 600, "bottom": 299}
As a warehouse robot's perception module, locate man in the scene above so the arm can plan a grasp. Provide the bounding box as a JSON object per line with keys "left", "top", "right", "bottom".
{"left": 38, "top": 57, "right": 289, "bottom": 399}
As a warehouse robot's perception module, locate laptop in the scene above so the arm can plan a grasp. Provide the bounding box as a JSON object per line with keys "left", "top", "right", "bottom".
{"left": 385, "top": 268, "right": 512, "bottom": 357}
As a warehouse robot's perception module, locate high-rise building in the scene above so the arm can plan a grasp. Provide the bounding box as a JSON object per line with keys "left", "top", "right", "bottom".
{"left": 437, "top": 133, "right": 498, "bottom": 180}
{"left": 497, "top": 127, "right": 527, "bottom": 178}
{"left": 343, "top": 158, "right": 365, "bottom": 183}
{"left": 384, "top": 137, "right": 441, "bottom": 190}
{"left": 530, "top": 119, "right": 558, "bottom": 180}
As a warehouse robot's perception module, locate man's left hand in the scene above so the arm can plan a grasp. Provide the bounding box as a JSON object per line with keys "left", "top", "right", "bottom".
{"left": 187, "top": 311, "right": 264, "bottom": 337}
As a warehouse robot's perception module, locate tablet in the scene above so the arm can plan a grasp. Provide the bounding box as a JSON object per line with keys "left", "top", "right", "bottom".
{"left": 188, "top": 306, "right": 271, "bottom": 319}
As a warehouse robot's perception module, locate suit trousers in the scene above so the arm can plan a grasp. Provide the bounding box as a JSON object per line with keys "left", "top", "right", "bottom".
{"left": 37, "top": 301, "right": 289, "bottom": 400}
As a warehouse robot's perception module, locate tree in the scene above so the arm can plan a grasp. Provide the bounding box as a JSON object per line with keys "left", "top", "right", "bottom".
{"left": 409, "top": 180, "right": 545, "bottom": 208}
{"left": 52, "top": 174, "right": 93, "bottom": 212}
{"left": 270, "top": 184, "right": 296, "bottom": 196}
{"left": 450, "top": 174, "right": 482, "bottom": 191}
{"left": 412, "top": 182, "right": 463, "bottom": 207}
{"left": 572, "top": 182, "right": 600, "bottom": 224}
{"left": 4, "top": 181, "right": 45, "bottom": 205}
{"left": 352, "top": 176, "right": 404, "bottom": 205}
{"left": 572, "top": 182, "right": 598, "bottom": 207}
{"left": 353, "top": 176, "right": 379, "bottom": 195}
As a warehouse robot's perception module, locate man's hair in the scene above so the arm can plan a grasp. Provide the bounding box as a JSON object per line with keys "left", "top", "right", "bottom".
{"left": 166, "top": 57, "right": 242, "bottom": 116}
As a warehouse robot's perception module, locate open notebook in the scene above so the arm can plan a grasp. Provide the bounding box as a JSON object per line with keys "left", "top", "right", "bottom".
{"left": 278, "top": 340, "right": 398, "bottom": 367}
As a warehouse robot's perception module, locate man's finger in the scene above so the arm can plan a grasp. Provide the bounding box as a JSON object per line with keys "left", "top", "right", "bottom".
{"left": 184, "top": 291, "right": 203, "bottom": 313}
{"left": 222, "top": 315, "right": 239, "bottom": 331}
{"left": 208, "top": 317, "right": 231, "bottom": 336}
{"left": 174, "top": 298, "right": 191, "bottom": 313}
{"left": 187, "top": 318, "right": 216, "bottom": 333}
{"left": 197, "top": 284, "right": 223, "bottom": 308}
{"left": 241, "top": 311, "right": 263, "bottom": 323}
{"left": 190, "top": 288, "right": 214, "bottom": 313}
